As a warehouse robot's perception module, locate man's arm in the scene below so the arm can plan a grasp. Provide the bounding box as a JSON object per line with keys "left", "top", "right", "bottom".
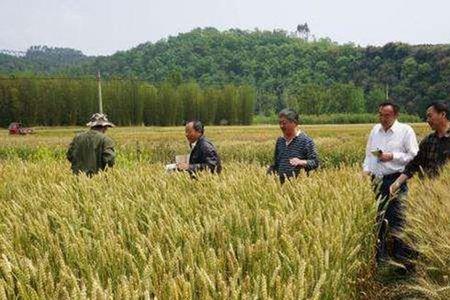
{"left": 66, "top": 136, "right": 77, "bottom": 162}
{"left": 390, "top": 173, "right": 409, "bottom": 195}
{"left": 390, "top": 137, "right": 428, "bottom": 195}
{"left": 362, "top": 127, "right": 375, "bottom": 174}
{"left": 303, "top": 137, "right": 319, "bottom": 171}
{"left": 267, "top": 139, "right": 280, "bottom": 174}
{"left": 102, "top": 137, "right": 116, "bottom": 168}
{"left": 402, "top": 137, "right": 428, "bottom": 179}
{"left": 289, "top": 137, "right": 319, "bottom": 170}
{"left": 188, "top": 141, "right": 220, "bottom": 173}
{"left": 391, "top": 126, "right": 419, "bottom": 164}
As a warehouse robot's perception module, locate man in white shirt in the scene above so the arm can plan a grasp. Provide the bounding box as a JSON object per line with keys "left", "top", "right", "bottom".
{"left": 363, "top": 102, "right": 418, "bottom": 272}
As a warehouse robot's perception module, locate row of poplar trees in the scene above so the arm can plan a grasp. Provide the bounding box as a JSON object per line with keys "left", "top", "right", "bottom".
{"left": 0, "top": 77, "right": 255, "bottom": 127}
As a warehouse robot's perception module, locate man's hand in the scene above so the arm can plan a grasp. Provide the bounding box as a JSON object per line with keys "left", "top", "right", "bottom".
{"left": 176, "top": 162, "right": 190, "bottom": 171}
{"left": 389, "top": 181, "right": 400, "bottom": 195}
{"left": 289, "top": 158, "right": 307, "bottom": 167}
{"left": 389, "top": 174, "right": 408, "bottom": 196}
{"left": 360, "top": 171, "right": 373, "bottom": 181}
{"left": 379, "top": 152, "right": 394, "bottom": 162}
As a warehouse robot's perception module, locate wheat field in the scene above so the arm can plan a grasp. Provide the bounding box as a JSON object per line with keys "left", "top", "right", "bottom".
{"left": 0, "top": 124, "right": 448, "bottom": 299}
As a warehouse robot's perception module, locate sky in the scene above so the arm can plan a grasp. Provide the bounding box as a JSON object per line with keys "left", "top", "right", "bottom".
{"left": 1, "top": 0, "right": 449, "bottom": 56}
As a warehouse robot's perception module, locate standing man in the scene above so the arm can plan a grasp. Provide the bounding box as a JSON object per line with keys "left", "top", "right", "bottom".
{"left": 363, "top": 102, "right": 418, "bottom": 269}
{"left": 390, "top": 101, "right": 450, "bottom": 193}
{"left": 268, "top": 108, "right": 319, "bottom": 183}
{"left": 176, "top": 120, "right": 222, "bottom": 175}
{"left": 67, "top": 113, "right": 116, "bottom": 176}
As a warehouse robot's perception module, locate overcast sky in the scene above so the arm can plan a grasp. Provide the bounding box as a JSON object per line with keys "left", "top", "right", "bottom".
{"left": 1, "top": 0, "right": 449, "bottom": 56}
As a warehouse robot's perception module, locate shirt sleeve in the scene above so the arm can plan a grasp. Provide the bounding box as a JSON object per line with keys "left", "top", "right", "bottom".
{"left": 362, "top": 127, "right": 375, "bottom": 172}
{"left": 66, "top": 135, "right": 77, "bottom": 162}
{"left": 188, "top": 141, "right": 220, "bottom": 173}
{"left": 102, "top": 136, "right": 116, "bottom": 168}
{"left": 403, "top": 136, "right": 428, "bottom": 178}
{"left": 392, "top": 126, "right": 419, "bottom": 164}
{"left": 304, "top": 137, "right": 319, "bottom": 171}
{"left": 268, "top": 138, "right": 280, "bottom": 174}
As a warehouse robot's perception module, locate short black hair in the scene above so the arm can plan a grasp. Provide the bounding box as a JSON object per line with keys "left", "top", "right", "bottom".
{"left": 186, "top": 120, "right": 204, "bottom": 134}
{"left": 427, "top": 101, "right": 448, "bottom": 119}
{"left": 378, "top": 102, "right": 400, "bottom": 114}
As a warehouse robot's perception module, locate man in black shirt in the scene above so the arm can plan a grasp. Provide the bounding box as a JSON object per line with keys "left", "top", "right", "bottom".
{"left": 176, "top": 120, "right": 222, "bottom": 175}
{"left": 390, "top": 101, "right": 450, "bottom": 194}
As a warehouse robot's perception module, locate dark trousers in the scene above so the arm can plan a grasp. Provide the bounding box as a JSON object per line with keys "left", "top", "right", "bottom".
{"left": 372, "top": 173, "right": 416, "bottom": 266}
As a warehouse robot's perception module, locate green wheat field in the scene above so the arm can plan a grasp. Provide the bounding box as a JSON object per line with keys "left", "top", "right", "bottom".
{"left": 0, "top": 124, "right": 448, "bottom": 299}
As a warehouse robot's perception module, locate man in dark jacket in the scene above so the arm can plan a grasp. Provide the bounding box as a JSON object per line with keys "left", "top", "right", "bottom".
{"left": 390, "top": 101, "right": 450, "bottom": 193}
{"left": 67, "top": 113, "right": 115, "bottom": 176}
{"left": 176, "top": 120, "right": 222, "bottom": 175}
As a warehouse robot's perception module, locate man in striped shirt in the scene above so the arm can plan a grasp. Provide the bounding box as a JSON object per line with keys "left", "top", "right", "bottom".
{"left": 268, "top": 108, "right": 319, "bottom": 183}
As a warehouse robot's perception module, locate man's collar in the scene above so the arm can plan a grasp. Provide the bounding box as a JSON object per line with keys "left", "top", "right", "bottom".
{"left": 379, "top": 120, "right": 399, "bottom": 133}
{"left": 284, "top": 130, "right": 301, "bottom": 145}
{"left": 441, "top": 125, "right": 450, "bottom": 138}
{"left": 433, "top": 123, "right": 450, "bottom": 138}
{"left": 190, "top": 135, "right": 204, "bottom": 148}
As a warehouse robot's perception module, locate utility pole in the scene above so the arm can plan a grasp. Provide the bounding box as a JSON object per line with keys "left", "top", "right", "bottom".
{"left": 97, "top": 71, "right": 103, "bottom": 114}
{"left": 385, "top": 83, "right": 389, "bottom": 100}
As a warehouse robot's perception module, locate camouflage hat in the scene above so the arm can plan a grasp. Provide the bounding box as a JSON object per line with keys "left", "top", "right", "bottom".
{"left": 86, "top": 113, "right": 115, "bottom": 127}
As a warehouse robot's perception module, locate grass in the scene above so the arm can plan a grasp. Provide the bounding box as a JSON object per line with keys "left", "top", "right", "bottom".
{"left": 401, "top": 169, "right": 450, "bottom": 299}
{"left": 0, "top": 162, "right": 376, "bottom": 298}
{"left": 0, "top": 124, "right": 430, "bottom": 168}
{"left": 0, "top": 124, "right": 447, "bottom": 299}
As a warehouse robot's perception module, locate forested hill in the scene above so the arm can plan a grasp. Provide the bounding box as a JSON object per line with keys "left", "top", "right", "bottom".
{"left": 1, "top": 28, "right": 450, "bottom": 115}
{"left": 0, "top": 46, "right": 91, "bottom": 73}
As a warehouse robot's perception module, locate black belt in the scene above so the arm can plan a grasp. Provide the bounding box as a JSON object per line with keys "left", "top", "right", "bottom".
{"left": 371, "top": 172, "right": 402, "bottom": 181}
{"left": 382, "top": 172, "right": 402, "bottom": 180}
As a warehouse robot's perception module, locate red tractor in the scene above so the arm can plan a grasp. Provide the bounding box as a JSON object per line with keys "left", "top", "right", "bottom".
{"left": 8, "top": 122, "right": 34, "bottom": 135}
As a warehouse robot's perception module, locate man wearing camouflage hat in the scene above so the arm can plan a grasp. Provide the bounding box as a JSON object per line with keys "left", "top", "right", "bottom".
{"left": 67, "top": 113, "right": 116, "bottom": 176}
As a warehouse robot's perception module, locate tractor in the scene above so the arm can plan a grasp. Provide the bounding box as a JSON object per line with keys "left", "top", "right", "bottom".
{"left": 8, "top": 122, "right": 34, "bottom": 135}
